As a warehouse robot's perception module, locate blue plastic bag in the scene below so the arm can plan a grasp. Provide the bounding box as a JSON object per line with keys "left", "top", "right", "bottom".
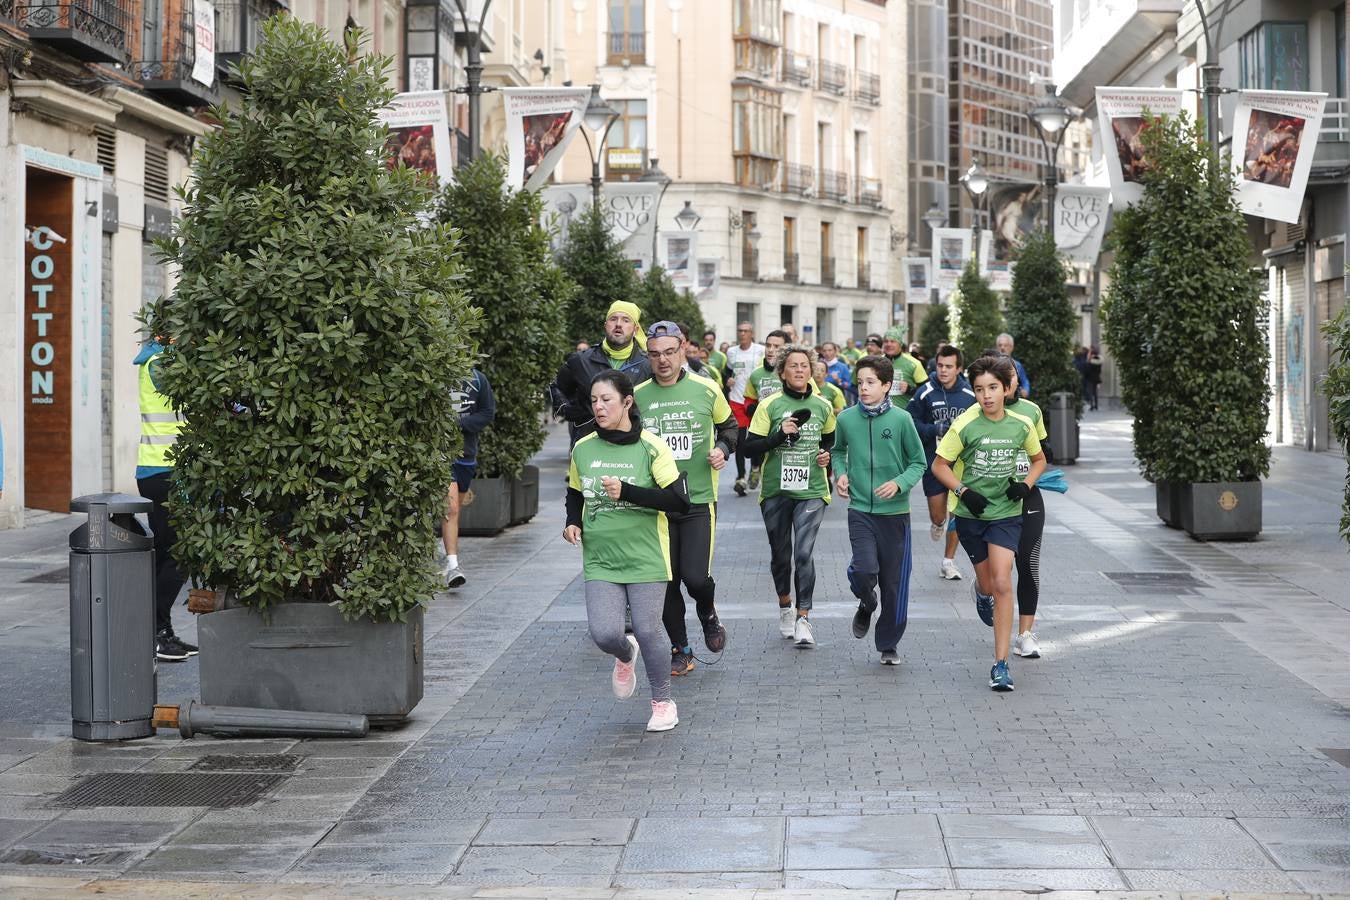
{"left": 1038, "top": 467, "right": 1069, "bottom": 494}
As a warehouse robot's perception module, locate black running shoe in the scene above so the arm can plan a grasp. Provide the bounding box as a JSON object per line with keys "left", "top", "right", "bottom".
{"left": 880, "top": 649, "right": 900, "bottom": 666}
{"left": 670, "top": 648, "right": 695, "bottom": 676}
{"left": 701, "top": 614, "right": 727, "bottom": 653}
{"left": 852, "top": 602, "right": 874, "bottom": 639}
{"left": 155, "top": 630, "right": 192, "bottom": 662}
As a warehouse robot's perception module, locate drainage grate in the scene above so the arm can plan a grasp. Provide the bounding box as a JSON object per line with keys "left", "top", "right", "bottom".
{"left": 1319, "top": 748, "right": 1350, "bottom": 768}
{"left": 0, "top": 848, "right": 134, "bottom": 867}
{"left": 21, "top": 568, "right": 69, "bottom": 584}
{"left": 189, "top": 754, "right": 302, "bottom": 774}
{"left": 48, "top": 772, "right": 285, "bottom": 809}
{"left": 1103, "top": 571, "right": 1207, "bottom": 594}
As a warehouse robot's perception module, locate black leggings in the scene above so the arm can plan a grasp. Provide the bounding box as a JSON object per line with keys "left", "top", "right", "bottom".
{"left": 1016, "top": 487, "right": 1044, "bottom": 617}
{"left": 137, "top": 472, "right": 186, "bottom": 634}
{"left": 734, "top": 427, "right": 760, "bottom": 478}
{"left": 662, "top": 503, "right": 717, "bottom": 649}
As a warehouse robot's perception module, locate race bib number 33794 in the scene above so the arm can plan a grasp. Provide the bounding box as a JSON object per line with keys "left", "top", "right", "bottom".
{"left": 780, "top": 450, "right": 811, "bottom": 491}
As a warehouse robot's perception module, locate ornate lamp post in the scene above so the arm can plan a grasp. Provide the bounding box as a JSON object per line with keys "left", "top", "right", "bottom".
{"left": 580, "top": 84, "right": 621, "bottom": 207}
{"left": 1028, "top": 83, "right": 1072, "bottom": 226}
{"left": 448, "top": 0, "right": 495, "bottom": 161}
{"left": 960, "top": 159, "right": 989, "bottom": 253}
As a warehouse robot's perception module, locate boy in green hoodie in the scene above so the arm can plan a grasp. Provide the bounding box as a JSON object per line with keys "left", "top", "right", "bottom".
{"left": 831, "top": 355, "right": 928, "bottom": 665}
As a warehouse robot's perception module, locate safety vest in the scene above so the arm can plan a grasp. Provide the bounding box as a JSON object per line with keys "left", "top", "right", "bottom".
{"left": 138, "top": 352, "right": 182, "bottom": 468}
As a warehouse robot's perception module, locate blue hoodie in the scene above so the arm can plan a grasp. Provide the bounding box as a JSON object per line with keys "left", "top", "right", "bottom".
{"left": 133, "top": 341, "right": 171, "bottom": 479}
{"left": 906, "top": 374, "right": 976, "bottom": 461}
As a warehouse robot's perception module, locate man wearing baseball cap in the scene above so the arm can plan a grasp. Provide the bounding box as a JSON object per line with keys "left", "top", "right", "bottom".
{"left": 551, "top": 300, "right": 652, "bottom": 444}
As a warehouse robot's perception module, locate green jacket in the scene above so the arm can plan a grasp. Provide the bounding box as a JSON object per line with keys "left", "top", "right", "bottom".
{"left": 830, "top": 404, "right": 926, "bottom": 515}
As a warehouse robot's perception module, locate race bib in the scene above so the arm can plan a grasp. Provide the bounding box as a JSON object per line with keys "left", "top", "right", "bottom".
{"left": 780, "top": 450, "right": 811, "bottom": 492}
{"left": 664, "top": 431, "right": 694, "bottom": 460}
{"left": 1015, "top": 450, "right": 1031, "bottom": 477}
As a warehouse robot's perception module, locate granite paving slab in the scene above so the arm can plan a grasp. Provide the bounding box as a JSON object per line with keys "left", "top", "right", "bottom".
{"left": 473, "top": 817, "right": 633, "bottom": 846}
{"left": 785, "top": 815, "right": 947, "bottom": 869}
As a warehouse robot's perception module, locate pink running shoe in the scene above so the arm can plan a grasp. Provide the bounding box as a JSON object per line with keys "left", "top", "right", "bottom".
{"left": 611, "top": 635, "right": 639, "bottom": 699}
{"left": 646, "top": 699, "right": 679, "bottom": 732}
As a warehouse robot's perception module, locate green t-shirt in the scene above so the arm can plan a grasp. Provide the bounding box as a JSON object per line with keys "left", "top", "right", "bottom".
{"left": 819, "top": 380, "right": 846, "bottom": 413}
{"left": 748, "top": 387, "right": 837, "bottom": 503}
{"left": 842, "top": 347, "right": 863, "bottom": 364}
{"left": 568, "top": 430, "right": 680, "bottom": 583}
{"left": 936, "top": 405, "right": 1042, "bottom": 521}
{"left": 745, "top": 364, "right": 782, "bottom": 403}
{"left": 635, "top": 371, "right": 733, "bottom": 505}
{"left": 1005, "top": 397, "right": 1048, "bottom": 478}
{"left": 708, "top": 349, "right": 728, "bottom": 373}
{"left": 886, "top": 353, "right": 928, "bottom": 409}
{"left": 830, "top": 404, "right": 928, "bottom": 515}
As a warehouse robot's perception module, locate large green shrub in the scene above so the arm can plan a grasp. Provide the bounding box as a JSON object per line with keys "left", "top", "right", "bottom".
{"left": 1323, "top": 307, "right": 1350, "bottom": 542}
{"left": 557, "top": 204, "right": 641, "bottom": 343}
{"left": 438, "top": 154, "right": 573, "bottom": 478}
{"left": 917, "top": 302, "right": 952, "bottom": 355}
{"left": 1005, "top": 230, "right": 1081, "bottom": 414}
{"left": 143, "top": 19, "right": 479, "bottom": 621}
{"left": 639, "top": 265, "right": 706, "bottom": 338}
{"left": 953, "top": 259, "right": 1003, "bottom": 359}
{"left": 1101, "top": 182, "right": 1155, "bottom": 473}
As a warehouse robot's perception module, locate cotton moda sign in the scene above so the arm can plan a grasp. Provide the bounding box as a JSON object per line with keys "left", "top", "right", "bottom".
{"left": 930, "top": 228, "right": 972, "bottom": 296}
{"left": 1232, "top": 90, "right": 1327, "bottom": 224}
{"left": 539, "top": 183, "right": 664, "bottom": 272}
{"left": 502, "top": 87, "right": 592, "bottom": 192}
{"left": 1054, "top": 185, "right": 1111, "bottom": 264}
{"left": 1095, "top": 87, "right": 1184, "bottom": 207}
{"left": 378, "top": 91, "right": 453, "bottom": 184}
{"left": 191, "top": 0, "right": 215, "bottom": 86}
{"left": 903, "top": 257, "right": 930, "bottom": 305}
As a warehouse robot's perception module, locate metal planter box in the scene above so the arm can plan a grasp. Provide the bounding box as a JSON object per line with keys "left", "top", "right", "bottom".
{"left": 1155, "top": 480, "right": 1182, "bottom": 528}
{"left": 459, "top": 475, "right": 512, "bottom": 536}
{"left": 199, "top": 603, "right": 423, "bottom": 725}
{"left": 1178, "top": 481, "right": 1262, "bottom": 541}
{"left": 510, "top": 465, "right": 540, "bottom": 526}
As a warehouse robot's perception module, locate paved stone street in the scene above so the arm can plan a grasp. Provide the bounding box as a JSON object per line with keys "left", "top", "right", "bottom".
{"left": 0, "top": 411, "right": 1348, "bottom": 897}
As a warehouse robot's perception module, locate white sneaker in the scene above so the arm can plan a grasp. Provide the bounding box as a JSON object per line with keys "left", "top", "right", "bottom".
{"left": 444, "top": 566, "right": 466, "bottom": 589}
{"left": 611, "top": 635, "right": 639, "bottom": 699}
{"left": 930, "top": 518, "right": 947, "bottom": 542}
{"left": 939, "top": 559, "right": 963, "bottom": 581}
{"left": 646, "top": 699, "right": 679, "bottom": 732}
{"left": 1014, "top": 631, "right": 1042, "bottom": 658}
{"left": 793, "top": 616, "right": 815, "bottom": 648}
{"left": 778, "top": 606, "right": 796, "bottom": 638}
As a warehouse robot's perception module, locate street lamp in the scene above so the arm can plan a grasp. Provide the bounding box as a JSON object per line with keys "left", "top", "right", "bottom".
{"left": 639, "top": 157, "right": 672, "bottom": 262}
{"left": 1028, "top": 83, "right": 1072, "bottom": 226}
{"left": 579, "top": 84, "right": 620, "bottom": 206}
{"left": 960, "top": 159, "right": 989, "bottom": 248}
{"left": 448, "top": 0, "right": 495, "bottom": 162}
{"left": 922, "top": 202, "right": 947, "bottom": 305}
{"left": 674, "top": 201, "right": 701, "bottom": 231}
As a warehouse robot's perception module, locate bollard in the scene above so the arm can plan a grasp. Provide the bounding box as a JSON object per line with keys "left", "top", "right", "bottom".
{"left": 69, "top": 493, "right": 156, "bottom": 741}
{"left": 1047, "top": 391, "right": 1079, "bottom": 464}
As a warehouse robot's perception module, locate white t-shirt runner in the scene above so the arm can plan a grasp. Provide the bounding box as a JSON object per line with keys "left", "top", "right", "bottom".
{"left": 724, "top": 342, "right": 765, "bottom": 404}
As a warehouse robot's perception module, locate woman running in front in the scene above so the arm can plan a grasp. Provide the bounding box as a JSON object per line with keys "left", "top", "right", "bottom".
{"left": 931, "top": 355, "right": 1045, "bottom": 691}
{"left": 564, "top": 370, "right": 689, "bottom": 731}
{"left": 742, "top": 344, "right": 837, "bottom": 648}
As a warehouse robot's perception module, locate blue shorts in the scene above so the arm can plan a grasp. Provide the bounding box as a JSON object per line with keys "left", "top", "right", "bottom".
{"left": 452, "top": 461, "right": 477, "bottom": 493}
{"left": 955, "top": 515, "right": 1022, "bottom": 564}
{"left": 922, "top": 470, "right": 948, "bottom": 498}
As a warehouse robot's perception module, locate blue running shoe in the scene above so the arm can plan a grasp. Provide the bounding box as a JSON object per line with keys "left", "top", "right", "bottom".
{"left": 989, "top": 659, "right": 1014, "bottom": 692}
{"left": 973, "top": 583, "right": 994, "bottom": 627}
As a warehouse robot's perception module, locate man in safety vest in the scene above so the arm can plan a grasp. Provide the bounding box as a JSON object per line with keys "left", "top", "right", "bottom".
{"left": 134, "top": 339, "right": 196, "bottom": 662}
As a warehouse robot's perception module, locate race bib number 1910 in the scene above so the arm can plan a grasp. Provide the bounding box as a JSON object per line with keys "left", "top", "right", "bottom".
{"left": 664, "top": 432, "right": 693, "bottom": 460}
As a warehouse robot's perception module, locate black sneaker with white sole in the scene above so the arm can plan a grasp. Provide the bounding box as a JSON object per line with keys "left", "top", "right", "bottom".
{"left": 155, "top": 630, "right": 193, "bottom": 662}
{"left": 880, "top": 649, "right": 900, "bottom": 665}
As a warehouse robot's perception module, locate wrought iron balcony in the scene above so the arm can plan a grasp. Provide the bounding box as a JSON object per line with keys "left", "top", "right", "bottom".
{"left": 858, "top": 178, "right": 883, "bottom": 208}
{"left": 855, "top": 70, "right": 881, "bottom": 105}
{"left": 135, "top": 10, "right": 221, "bottom": 107}
{"left": 742, "top": 247, "right": 759, "bottom": 281}
{"left": 17, "top": 0, "right": 133, "bottom": 63}
{"left": 216, "top": 0, "right": 286, "bottom": 73}
{"left": 820, "top": 169, "right": 849, "bottom": 202}
{"left": 857, "top": 262, "right": 871, "bottom": 290}
{"left": 607, "top": 31, "right": 645, "bottom": 64}
{"left": 818, "top": 60, "right": 847, "bottom": 95}
{"left": 820, "top": 255, "right": 836, "bottom": 286}
{"left": 782, "top": 163, "right": 815, "bottom": 196}
{"left": 1, "top": 0, "right": 16, "bottom": 23}
{"left": 784, "top": 251, "right": 800, "bottom": 284}
{"left": 781, "top": 50, "right": 812, "bottom": 87}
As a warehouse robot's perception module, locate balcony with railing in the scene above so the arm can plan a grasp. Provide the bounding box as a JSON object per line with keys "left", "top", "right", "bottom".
{"left": 16, "top": 0, "right": 133, "bottom": 63}
{"left": 742, "top": 247, "right": 760, "bottom": 280}
{"left": 216, "top": 0, "right": 286, "bottom": 72}
{"left": 818, "top": 59, "right": 847, "bottom": 95}
{"left": 784, "top": 251, "right": 800, "bottom": 283}
{"left": 782, "top": 50, "right": 812, "bottom": 87}
{"left": 606, "top": 31, "right": 645, "bottom": 65}
{"left": 858, "top": 178, "right": 883, "bottom": 208}
{"left": 857, "top": 262, "right": 871, "bottom": 290}
{"left": 1314, "top": 97, "right": 1350, "bottom": 172}
{"left": 820, "top": 255, "right": 836, "bottom": 285}
{"left": 855, "top": 70, "right": 880, "bottom": 105}
{"left": 781, "top": 163, "right": 814, "bottom": 196}
{"left": 1, "top": 0, "right": 15, "bottom": 22}
{"left": 135, "top": 9, "right": 221, "bottom": 107}
{"left": 820, "top": 169, "right": 849, "bottom": 202}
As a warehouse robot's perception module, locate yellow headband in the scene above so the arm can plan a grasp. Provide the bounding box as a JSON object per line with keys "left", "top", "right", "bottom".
{"left": 606, "top": 301, "right": 646, "bottom": 350}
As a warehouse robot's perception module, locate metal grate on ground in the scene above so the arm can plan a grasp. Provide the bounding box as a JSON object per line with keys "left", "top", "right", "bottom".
{"left": 1102, "top": 571, "right": 1207, "bottom": 594}
{"left": 47, "top": 772, "right": 285, "bottom": 809}
{"left": 188, "top": 754, "right": 302, "bottom": 774}
{"left": 0, "top": 848, "right": 134, "bottom": 867}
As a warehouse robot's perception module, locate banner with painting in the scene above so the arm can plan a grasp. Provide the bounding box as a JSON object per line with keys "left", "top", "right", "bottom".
{"left": 663, "top": 233, "right": 698, "bottom": 290}
{"left": 1094, "top": 87, "right": 1185, "bottom": 206}
{"left": 502, "top": 87, "right": 592, "bottom": 192}
{"left": 1232, "top": 90, "right": 1327, "bottom": 224}
{"left": 982, "top": 181, "right": 1044, "bottom": 290}
{"left": 191, "top": 0, "right": 215, "bottom": 86}
{"left": 903, "top": 258, "right": 931, "bottom": 305}
{"left": 540, "top": 182, "right": 664, "bottom": 272}
{"left": 378, "top": 91, "right": 454, "bottom": 184}
{"left": 1054, "top": 185, "right": 1111, "bottom": 264}
{"left": 930, "top": 228, "right": 972, "bottom": 297}
{"left": 696, "top": 259, "right": 720, "bottom": 298}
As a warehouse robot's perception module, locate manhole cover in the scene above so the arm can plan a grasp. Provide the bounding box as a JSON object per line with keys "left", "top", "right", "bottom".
{"left": 21, "top": 568, "right": 69, "bottom": 584}
{"left": 189, "top": 754, "right": 301, "bottom": 774}
{"left": 0, "top": 848, "right": 134, "bottom": 866}
{"left": 1103, "top": 571, "right": 1207, "bottom": 594}
{"left": 48, "top": 772, "right": 285, "bottom": 809}
{"left": 1319, "top": 748, "right": 1350, "bottom": 768}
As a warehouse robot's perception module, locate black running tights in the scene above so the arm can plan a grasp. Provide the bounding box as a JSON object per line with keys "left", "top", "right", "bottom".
{"left": 1016, "top": 486, "right": 1044, "bottom": 617}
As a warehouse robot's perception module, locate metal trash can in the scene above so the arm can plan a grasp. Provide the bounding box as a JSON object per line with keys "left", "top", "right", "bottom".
{"left": 70, "top": 493, "right": 156, "bottom": 741}
{"left": 1048, "top": 391, "right": 1079, "bottom": 464}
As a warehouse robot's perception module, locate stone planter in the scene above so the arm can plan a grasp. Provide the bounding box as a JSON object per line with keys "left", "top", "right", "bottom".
{"left": 459, "top": 475, "right": 512, "bottom": 536}
{"left": 1155, "top": 481, "right": 1182, "bottom": 528}
{"left": 510, "top": 465, "right": 540, "bottom": 526}
{"left": 198, "top": 602, "right": 423, "bottom": 726}
{"left": 1178, "top": 480, "right": 1262, "bottom": 541}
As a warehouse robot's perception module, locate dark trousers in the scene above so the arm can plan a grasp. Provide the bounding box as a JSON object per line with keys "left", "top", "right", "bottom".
{"left": 661, "top": 503, "right": 717, "bottom": 649}
{"left": 137, "top": 472, "right": 186, "bottom": 634}
{"left": 1016, "top": 487, "right": 1044, "bottom": 617}
{"left": 734, "top": 427, "right": 761, "bottom": 478}
{"left": 846, "top": 509, "right": 912, "bottom": 652}
{"left": 760, "top": 495, "right": 826, "bottom": 610}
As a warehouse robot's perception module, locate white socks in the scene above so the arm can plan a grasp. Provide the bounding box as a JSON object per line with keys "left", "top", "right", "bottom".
{"left": 447, "top": 554, "right": 459, "bottom": 569}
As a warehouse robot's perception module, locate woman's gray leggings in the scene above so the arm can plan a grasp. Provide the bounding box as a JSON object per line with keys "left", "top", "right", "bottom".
{"left": 585, "top": 580, "right": 672, "bottom": 702}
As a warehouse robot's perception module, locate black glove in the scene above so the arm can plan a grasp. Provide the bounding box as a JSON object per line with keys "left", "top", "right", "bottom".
{"left": 961, "top": 488, "right": 990, "bottom": 516}
{"left": 1005, "top": 478, "right": 1032, "bottom": 501}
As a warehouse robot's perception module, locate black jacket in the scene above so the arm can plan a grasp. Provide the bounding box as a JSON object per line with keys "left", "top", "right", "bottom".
{"left": 551, "top": 344, "right": 652, "bottom": 441}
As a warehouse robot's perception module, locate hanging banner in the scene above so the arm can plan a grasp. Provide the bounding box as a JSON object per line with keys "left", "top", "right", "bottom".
{"left": 1054, "top": 184, "right": 1111, "bottom": 263}
{"left": 696, "top": 258, "right": 720, "bottom": 297}
{"left": 662, "top": 232, "right": 698, "bottom": 290}
{"left": 903, "top": 257, "right": 931, "bottom": 305}
{"left": 191, "top": 0, "right": 215, "bottom": 86}
{"left": 378, "top": 91, "right": 454, "bottom": 184}
{"left": 983, "top": 181, "right": 1042, "bottom": 291}
{"left": 1232, "top": 90, "right": 1327, "bottom": 224}
{"left": 540, "top": 182, "right": 664, "bottom": 271}
{"left": 1095, "top": 87, "right": 1184, "bottom": 206}
{"left": 977, "top": 232, "right": 1013, "bottom": 291}
{"left": 502, "top": 87, "right": 592, "bottom": 192}
{"left": 931, "top": 227, "right": 972, "bottom": 296}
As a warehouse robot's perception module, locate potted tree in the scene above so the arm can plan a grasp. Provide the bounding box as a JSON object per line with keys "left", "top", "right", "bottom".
{"left": 953, "top": 259, "right": 1003, "bottom": 358}
{"left": 918, "top": 302, "right": 952, "bottom": 355}
{"left": 437, "top": 154, "right": 572, "bottom": 532}
{"left": 558, "top": 204, "right": 641, "bottom": 345}
{"left": 143, "top": 19, "right": 479, "bottom": 721}
{"left": 639, "top": 265, "right": 707, "bottom": 339}
{"left": 1104, "top": 114, "right": 1269, "bottom": 539}
{"left": 1323, "top": 306, "right": 1350, "bottom": 543}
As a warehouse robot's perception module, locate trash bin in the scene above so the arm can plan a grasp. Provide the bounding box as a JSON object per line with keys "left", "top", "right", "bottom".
{"left": 69, "top": 493, "right": 156, "bottom": 741}
{"left": 1048, "top": 391, "right": 1079, "bottom": 464}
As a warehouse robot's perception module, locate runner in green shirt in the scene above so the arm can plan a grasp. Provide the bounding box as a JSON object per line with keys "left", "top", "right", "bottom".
{"left": 881, "top": 326, "right": 928, "bottom": 410}
{"left": 1003, "top": 369, "right": 1050, "bottom": 661}
{"left": 742, "top": 345, "right": 836, "bottom": 648}
{"left": 703, "top": 329, "right": 728, "bottom": 374}
{"left": 636, "top": 322, "right": 737, "bottom": 676}
{"left": 744, "top": 329, "right": 787, "bottom": 492}
{"left": 932, "top": 355, "right": 1045, "bottom": 693}
{"left": 565, "top": 369, "right": 690, "bottom": 732}
{"left": 813, "top": 360, "right": 847, "bottom": 413}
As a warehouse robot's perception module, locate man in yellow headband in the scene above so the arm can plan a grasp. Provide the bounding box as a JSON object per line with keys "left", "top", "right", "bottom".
{"left": 551, "top": 300, "right": 653, "bottom": 445}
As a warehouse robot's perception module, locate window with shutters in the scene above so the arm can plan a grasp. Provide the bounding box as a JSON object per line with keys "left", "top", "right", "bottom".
{"left": 732, "top": 83, "right": 782, "bottom": 188}
{"left": 144, "top": 144, "right": 170, "bottom": 204}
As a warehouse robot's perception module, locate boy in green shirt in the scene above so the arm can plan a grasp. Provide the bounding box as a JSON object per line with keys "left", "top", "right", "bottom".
{"left": 831, "top": 355, "right": 928, "bottom": 664}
